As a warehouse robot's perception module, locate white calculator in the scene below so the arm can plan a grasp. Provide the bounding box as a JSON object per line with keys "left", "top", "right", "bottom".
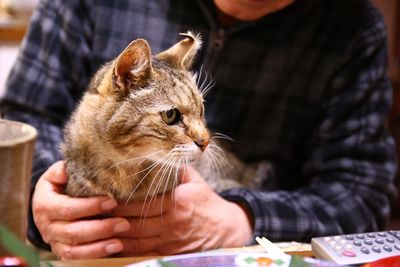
{"left": 311, "top": 230, "right": 400, "bottom": 265}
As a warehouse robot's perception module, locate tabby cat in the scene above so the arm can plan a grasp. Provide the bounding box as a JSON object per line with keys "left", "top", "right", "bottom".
{"left": 63, "top": 32, "right": 267, "bottom": 202}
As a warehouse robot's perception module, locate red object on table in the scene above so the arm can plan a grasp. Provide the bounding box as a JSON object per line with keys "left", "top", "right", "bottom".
{"left": 362, "top": 255, "right": 400, "bottom": 267}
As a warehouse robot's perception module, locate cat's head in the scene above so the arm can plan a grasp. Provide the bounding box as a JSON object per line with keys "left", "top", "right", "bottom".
{"left": 89, "top": 32, "right": 211, "bottom": 166}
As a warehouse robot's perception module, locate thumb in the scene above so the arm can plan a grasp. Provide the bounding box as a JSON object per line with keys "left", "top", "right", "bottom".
{"left": 43, "top": 161, "right": 68, "bottom": 185}
{"left": 179, "top": 165, "right": 202, "bottom": 184}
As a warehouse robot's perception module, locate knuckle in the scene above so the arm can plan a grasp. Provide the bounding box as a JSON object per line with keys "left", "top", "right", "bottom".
{"left": 32, "top": 201, "right": 44, "bottom": 217}
{"left": 61, "top": 247, "right": 74, "bottom": 260}
{"left": 58, "top": 204, "right": 73, "bottom": 219}
{"left": 41, "top": 231, "right": 52, "bottom": 244}
{"left": 64, "top": 228, "right": 79, "bottom": 245}
{"left": 53, "top": 243, "right": 73, "bottom": 260}
{"left": 34, "top": 219, "right": 51, "bottom": 242}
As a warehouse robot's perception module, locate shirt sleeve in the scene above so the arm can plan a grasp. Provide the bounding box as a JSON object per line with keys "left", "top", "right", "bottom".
{"left": 221, "top": 18, "right": 397, "bottom": 242}
{"left": 0, "top": 0, "right": 93, "bottom": 250}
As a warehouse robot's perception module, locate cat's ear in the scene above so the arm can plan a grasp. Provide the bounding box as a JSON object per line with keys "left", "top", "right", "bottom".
{"left": 156, "top": 31, "right": 202, "bottom": 69}
{"left": 112, "top": 39, "right": 153, "bottom": 94}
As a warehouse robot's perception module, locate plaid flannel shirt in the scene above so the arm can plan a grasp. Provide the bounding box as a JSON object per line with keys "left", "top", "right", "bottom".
{"left": 1, "top": 0, "right": 397, "bottom": 250}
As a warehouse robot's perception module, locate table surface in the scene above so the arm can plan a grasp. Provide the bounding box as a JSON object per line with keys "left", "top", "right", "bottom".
{"left": 45, "top": 256, "right": 154, "bottom": 267}
{"left": 44, "top": 244, "right": 313, "bottom": 267}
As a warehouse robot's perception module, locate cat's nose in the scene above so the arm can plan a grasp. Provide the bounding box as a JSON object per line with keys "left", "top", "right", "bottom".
{"left": 195, "top": 138, "right": 210, "bottom": 151}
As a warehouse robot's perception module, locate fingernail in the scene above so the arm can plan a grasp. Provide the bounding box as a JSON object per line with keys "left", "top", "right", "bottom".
{"left": 105, "top": 242, "right": 123, "bottom": 254}
{"left": 114, "top": 221, "right": 130, "bottom": 233}
{"left": 102, "top": 199, "right": 117, "bottom": 211}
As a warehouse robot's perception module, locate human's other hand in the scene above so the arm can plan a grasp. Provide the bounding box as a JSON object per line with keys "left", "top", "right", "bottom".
{"left": 32, "top": 161, "right": 131, "bottom": 259}
{"left": 113, "top": 166, "right": 253, "bottom": 256}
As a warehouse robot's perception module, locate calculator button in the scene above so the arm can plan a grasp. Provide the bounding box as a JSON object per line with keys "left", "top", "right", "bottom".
{"left": 364, "top": 239, "right": 373, "bottom": 246}
{"left": 394, "top": 244, "right": 400, "bottom": 250}
{"left": 335, "top": 245, "right": 343, "bottom": 250}
{"left": 367, "top": 233, "right": 376, "bottom": 238}
{"left": 383, "top": 245, "right": 392, "bottom": 252}
{"left": 386, "top": 237, "right": 395, "bottom": 243}
{"left": 390, "top": 231, "right": 400, "bottom": 239}
{"left": 375, "top": 238, "right": 384, "bottom": 244}
{"left": 345, "top": 235, "right": 354, "bottom": 240}
{"left": 377, "top": 232, "right": 387, "bottom": 237}
{"left": 341, "top": 250, "right": 356, "bottom": 257}
{"left": 353, "top": 240, "right": 362, "bottom": 246}
{"left": 356, "top": 234, "right": 365, "bottom": 239}
{"left": 371, "top": 246, "right": 381, "bottom": 253}
{"left": 360, "top": 247, "right": 370, "bottom": 254}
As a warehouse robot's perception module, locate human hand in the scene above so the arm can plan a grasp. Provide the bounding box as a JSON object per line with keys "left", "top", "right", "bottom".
{"left": 32, "top": 161, "right": 131, "bottom": 259}
{"left": 112, "top": 166, "right": 254, "bottom": 256}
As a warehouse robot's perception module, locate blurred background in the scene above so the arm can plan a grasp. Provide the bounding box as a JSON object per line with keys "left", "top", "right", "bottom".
{"left": 0, "top": 0, "right": 399, "bottom": 225}
{"left": 0, "top": 0, "right": 38, "bottom": 96}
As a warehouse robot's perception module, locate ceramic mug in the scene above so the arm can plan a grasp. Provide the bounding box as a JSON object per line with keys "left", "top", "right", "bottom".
{"left": 0, "top": 119, "right": 36, "bottom": 254}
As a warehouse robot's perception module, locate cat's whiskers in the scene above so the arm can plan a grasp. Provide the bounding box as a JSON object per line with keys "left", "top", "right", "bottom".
{"left": 171, "top": 156, "right": 183, "bottom": 202}
{"left": 195, "top": 65, "right": 215, "bottom": 98}
{"left": 208, "top": 144, "right": 230, "bottom": 165}
{"left": 200, "top": 79, "right": 215, "bottom": 98}
{"left": 196, "top": 65, "right": 204, "bottom": 83}
{"left": 149, "top": 154, "right": 176, "bottom": 204}
{"left": 205, "top": 148, "right": 224, "bottom": 180}
{"left": 212, "top": 132, "right": 235, "bottom": 142}
{"left": 201, "top": 142, "right": 232, "bottom": 184}
{"left": 98, "top": 148, "right": 166, "bottom": 182}
{"left": 195, "top": 65, "right": 204, "bottom": 88}
{"left": 207, "top": 147, "right": 229, "bottom": 179}
{"left": 199, "top": 69, "right": 209, "bottom": 91}
{"left": 159, "top": 155, "right": 180, "bottom": 225}
{"left": 139, "top": 152, "right": 179, "bottom": 223}
{"left": 153, "top": 154, "right": 181, "bottom": 225}
{"left": 111, "top": 149, "right": 171, "bottom": 188}
{"left": 122, "top": 150, "right": 174, "bottom": 205}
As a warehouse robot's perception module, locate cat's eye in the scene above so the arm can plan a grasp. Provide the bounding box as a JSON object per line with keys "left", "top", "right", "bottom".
{"left": 161, "top": 108, "right": 181, "bottom": 125}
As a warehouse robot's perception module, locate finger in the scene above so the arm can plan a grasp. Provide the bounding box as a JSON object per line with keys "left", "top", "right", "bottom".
{"left": 35, "top": 193, "right": 118, "bottom": 221}
{"left": 52, "top": 239, "right": 123, "bottom": 259}
{"left": 45, "top": 217, "right": 130, "bottom": 245}
{"left": 43, "top": 161, "right": 68, "bottom": 185}
{"left": 115, "top": 215, "right": 164, "bottom": 238}
{"left": 34, "top": 163, "right": 119, "bottom": 220}
{"left": 120, "top": 237, "right": 165, "bottom": 256}
{"left": 179, "top": 166, "right": 202, "bottom": 184}
{"left": 112, "top": 193, "right": 173, "bottom": 217}
{"left": 120, "top": 237, "right": 199, "bottom": 256}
